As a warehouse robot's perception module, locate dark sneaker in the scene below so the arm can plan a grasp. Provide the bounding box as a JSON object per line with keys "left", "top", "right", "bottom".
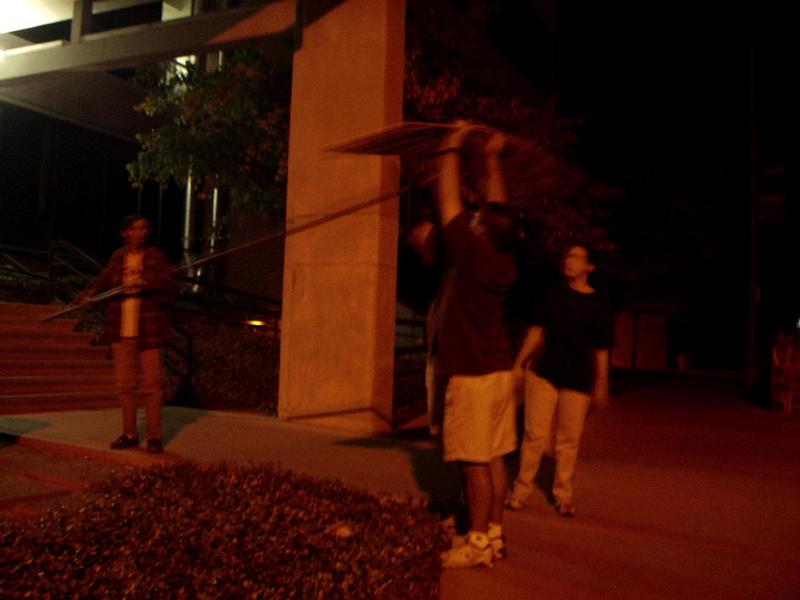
{"left": 556, "top": 501, "right": 576, "bottom": 517}
{"left": 146, "top": 439, "right": 164, "bottom": 454}
{"left": 110, "top": 435, "right": 138, "bottom": 450}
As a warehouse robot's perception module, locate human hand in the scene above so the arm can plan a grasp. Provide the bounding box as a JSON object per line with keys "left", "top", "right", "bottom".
{"left": 485, "top": 132, "right": 508, "bottom": 157}
{"left": 591, "top": 387, "right": 610, "bottom": 411}
{"left": 444, "top": 120, "right": 481, "bottom": 150}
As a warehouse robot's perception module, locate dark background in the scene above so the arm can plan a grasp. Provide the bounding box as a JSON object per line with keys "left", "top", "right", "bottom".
{"left": 1, "top": 0, "right": 797, "bottom": 376}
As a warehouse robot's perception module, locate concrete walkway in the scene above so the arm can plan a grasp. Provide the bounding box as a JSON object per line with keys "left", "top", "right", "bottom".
{"left": 1, "top": 377, "right": 799, "bottom": 599}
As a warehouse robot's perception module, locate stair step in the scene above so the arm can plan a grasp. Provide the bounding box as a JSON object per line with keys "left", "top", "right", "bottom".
{"left": 0, "top": 345, "right": 109, "bottom": 360}
{"left": 0, "top": 391, "right": 115, "bottom": 401}
{"left": 0, "top": 318, "right": 78, "bottom": 332}
{"left": 0, "top": 375, "right": 115, "bottom": 394}
{"left": 0, "top": 331, "right": 97, "bottom": 346}
{"left": 0, "top": 302, "right": 67, "bottom": 319}
{"left": 0, "top": 391, "right": 119, "bottom": 415}
{"left": 0, "top": 359, "right": 113, "bottom": 376}
{"left": 0, "top": 304, "right": 123, "bottom": 414}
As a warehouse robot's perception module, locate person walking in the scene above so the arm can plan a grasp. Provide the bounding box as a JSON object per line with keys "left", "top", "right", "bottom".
{"left": 507, "top": 244, "right": 613, "bottom": 516}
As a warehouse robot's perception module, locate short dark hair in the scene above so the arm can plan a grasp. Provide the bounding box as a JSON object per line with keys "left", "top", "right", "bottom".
{"left": 480, "top": 203, "right": 523, "bottom": 252}
{"left": 564, "top": 242, "right": 597, "bottom": 265}
{"left": 120, "top": 214, "right": 150, "bottom": 233}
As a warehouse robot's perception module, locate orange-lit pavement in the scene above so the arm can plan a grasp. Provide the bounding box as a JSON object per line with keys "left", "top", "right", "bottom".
{"left": 1, "top": 378, "right": 798, "bottom": 599}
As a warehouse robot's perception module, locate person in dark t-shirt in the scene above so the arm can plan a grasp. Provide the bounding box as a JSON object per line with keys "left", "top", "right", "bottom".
{"left": 507, "top": 245, "right": 613, "bottom": 516}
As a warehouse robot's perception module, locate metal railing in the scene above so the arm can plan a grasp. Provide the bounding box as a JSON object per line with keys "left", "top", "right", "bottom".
{"left": 47, "top": 240, "right": 103, "bottom": 298}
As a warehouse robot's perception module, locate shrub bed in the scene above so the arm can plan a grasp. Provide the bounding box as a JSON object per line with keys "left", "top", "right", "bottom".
{"left": 165, "top": 314, "right": 280, "bottom": 414}
{"left": 0, "top": 463, "right": 444, "bottom": 599}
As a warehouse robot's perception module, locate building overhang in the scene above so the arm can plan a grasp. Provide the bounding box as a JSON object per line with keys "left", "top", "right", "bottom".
{"left": 0, "top": 1, "right": 296, "bottom": 141}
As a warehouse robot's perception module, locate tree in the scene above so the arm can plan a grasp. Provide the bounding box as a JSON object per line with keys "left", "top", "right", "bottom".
{"left": 128, "top": 2, "right": 615, "bottom": 263}
{"left": 128, "top": 48, "right": 291, "bottom": 217}
{"left": 404, "top": 0, "right": 616, "bottom": 260}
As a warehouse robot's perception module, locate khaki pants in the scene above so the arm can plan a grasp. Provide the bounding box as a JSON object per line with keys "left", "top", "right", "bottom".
{"left": 513, "top": 372, "right": 591, "bottom": 504}
{"left": 112, "top": 340, "right": 164, "bottom": 440}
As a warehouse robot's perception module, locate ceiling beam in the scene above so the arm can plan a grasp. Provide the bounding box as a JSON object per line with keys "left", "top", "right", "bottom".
{"left": 0, "top": 1, "right": 296, "bottom": 87}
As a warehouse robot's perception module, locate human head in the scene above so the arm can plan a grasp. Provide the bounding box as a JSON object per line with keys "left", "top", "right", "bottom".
{"left": 120, "top": 215, "right": 151, "bottom": 249}
{"left": 471, "top": 203, "right": 522, "bottom": 252}
{"left": 562, "top": 244, "right": 595, "bottom": 282}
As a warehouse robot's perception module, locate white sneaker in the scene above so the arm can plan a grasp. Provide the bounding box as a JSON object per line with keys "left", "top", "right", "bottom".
{"left": 505, "top": 488, "right": 529, "bottom": 510}
{"left": 441, "top": 540, "right": 493, "bottom": 569}
{"left": 490, "top": 534, "right": 507, "bottom": 560}
{"left": 451, "top": 534, "right": 506, "bottom": 561}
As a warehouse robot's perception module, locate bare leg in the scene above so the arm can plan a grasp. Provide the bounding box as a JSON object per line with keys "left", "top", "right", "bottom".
{"left": 462, "top": 462, "right": 492, "bottom": 533}
{"left": 488, "top": 456, "right": 508, "bottom": 525}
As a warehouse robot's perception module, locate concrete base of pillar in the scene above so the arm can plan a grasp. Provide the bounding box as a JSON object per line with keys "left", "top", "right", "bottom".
{"left": 284, "top": 408, "right": 393, "bottom": 434}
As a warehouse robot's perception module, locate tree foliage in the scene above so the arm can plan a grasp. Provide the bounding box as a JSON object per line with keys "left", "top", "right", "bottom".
{"left": 127, "top": 48, "right": 291, "bottom": 215}
{"left": 128, "top": 2, "right": 614, "bottom": 259}
{"left": 404, "top": 0, "right": 616, "bottom": 259}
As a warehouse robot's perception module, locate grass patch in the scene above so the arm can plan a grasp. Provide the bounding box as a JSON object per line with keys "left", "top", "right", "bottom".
{"left": 0, "top": 462, "right": 444, "bottom": 599}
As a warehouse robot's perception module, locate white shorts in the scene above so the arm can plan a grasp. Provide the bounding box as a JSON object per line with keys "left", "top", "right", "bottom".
{"left": 443, "top": 370, "right": 517, "bottom": 463}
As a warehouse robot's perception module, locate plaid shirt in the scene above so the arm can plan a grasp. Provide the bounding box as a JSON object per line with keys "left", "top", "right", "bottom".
{"left": 87, "top": 246, "right": 175, "bottom": 350}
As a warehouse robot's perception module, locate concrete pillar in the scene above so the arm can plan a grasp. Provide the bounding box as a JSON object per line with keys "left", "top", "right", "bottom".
{"left": 279, "top": 0, "right": 405, "bottom": 433}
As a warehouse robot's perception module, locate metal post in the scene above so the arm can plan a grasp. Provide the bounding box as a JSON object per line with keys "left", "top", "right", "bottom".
{"left": 71, "top": 0, "right": 93, "bottom": 43}
{"left": 183, "top": 168, "right": 194, "bottom": 279}
{"left": 745, "top": 41, "right": 759, "bottom": 386}
{"left": 209, "top": 186, "right": 219, "bottom": 252}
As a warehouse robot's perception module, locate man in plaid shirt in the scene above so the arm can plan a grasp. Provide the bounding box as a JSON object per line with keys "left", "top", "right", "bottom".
{"left": 82, "top": 215, "right": 175, "bottom": 453}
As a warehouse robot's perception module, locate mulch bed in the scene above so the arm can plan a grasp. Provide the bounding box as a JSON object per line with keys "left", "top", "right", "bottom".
{"left": 0, "top": 462, "right": 444, "bottom": 599}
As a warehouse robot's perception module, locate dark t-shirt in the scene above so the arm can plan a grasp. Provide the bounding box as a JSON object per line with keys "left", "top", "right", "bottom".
{"left": 530, "top": 284, "right": 613, "bottom": 393}
{"left": 436, "top": 212, "right": 517, "bottom": 375}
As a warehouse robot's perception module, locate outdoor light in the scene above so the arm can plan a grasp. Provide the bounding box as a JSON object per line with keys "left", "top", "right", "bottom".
{"left": 246, "top": 320, "right": 267, "bottom": 327}
{"left": 0, "top": 1, "right": 70, "bottom": 35}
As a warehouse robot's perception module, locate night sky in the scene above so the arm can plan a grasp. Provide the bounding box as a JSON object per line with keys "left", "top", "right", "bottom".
{"left": 550, "top": 1, "right": 798, "bottom": 371}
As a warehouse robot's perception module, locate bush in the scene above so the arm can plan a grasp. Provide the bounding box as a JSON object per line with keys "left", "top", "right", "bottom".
{"left": 165, "top": 313, "right": 280, "bottom": 414}
{"left": 0, "top": 463, "right": 445, "bottom": 599}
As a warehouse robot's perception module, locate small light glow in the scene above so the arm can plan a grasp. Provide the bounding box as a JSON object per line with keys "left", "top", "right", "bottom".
{"left": 246, "top": 320, "right": 267, "bottom": 327}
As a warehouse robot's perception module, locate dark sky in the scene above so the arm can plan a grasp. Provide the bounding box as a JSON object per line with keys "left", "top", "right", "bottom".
{"left": 540, "top": 1, "right": 799, "bottom": 369}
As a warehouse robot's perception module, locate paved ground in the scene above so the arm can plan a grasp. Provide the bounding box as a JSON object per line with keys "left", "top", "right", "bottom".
{"left": 1, "top": 377, "right": 798, "bottom": 599}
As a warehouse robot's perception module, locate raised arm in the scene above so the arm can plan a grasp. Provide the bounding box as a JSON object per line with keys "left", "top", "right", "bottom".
{"left": 437, "top": 124, "right": 478, "bottom": 227}
{"left": 514, "top": 325, "right": 544, "bottom": 371}
{"left": 484, "top": 132, "right": 508, "bottom": 204}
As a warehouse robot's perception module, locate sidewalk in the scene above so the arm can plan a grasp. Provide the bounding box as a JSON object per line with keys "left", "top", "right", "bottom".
{"left": 1, "top": 377, "right": 799, "bottom": 599}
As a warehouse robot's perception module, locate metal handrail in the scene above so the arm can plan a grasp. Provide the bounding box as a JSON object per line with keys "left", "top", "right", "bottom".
{"left": 165, "top": 322, "right": 194, "bottom": 399}
{"left": 48, "top": 240, "right": 103, "bottom": 271}
{"left": 0, "top": 244, "right": 49, "bottom": 280}
{"left": 176, "top": 275, "right": 281, "bottom": 307}
{"left": 47, "top": 240, "right": 102, "bottom": 300}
